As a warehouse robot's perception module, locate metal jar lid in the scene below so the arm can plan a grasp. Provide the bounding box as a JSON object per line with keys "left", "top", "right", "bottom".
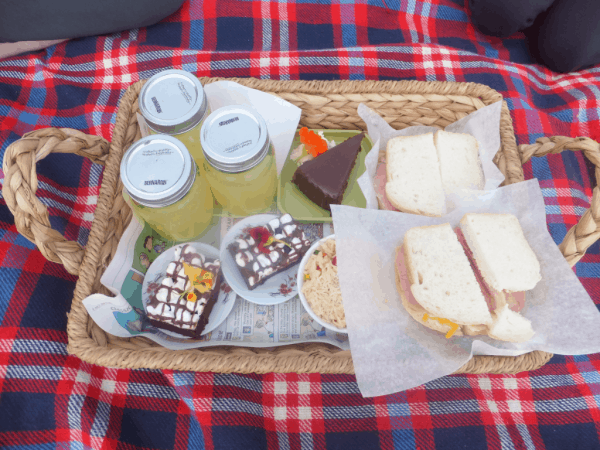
{"left": 200, "top": 105, "right": 271, "bottom": 173}
{"left": 120, "top": 135, "right": 195, "bottom": 208}
{"left": 138, "top": 69, "right": 208, "bottom": 135}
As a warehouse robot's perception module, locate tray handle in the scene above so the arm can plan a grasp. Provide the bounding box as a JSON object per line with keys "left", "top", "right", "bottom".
{"left": 3, "top": 129, "right": 600, "bottom": 273}
{"left": 2, "top": 128, "right": 110, "bottom": 275}
{"left": 518, "top": 136, "right": 600, "bottom": 267}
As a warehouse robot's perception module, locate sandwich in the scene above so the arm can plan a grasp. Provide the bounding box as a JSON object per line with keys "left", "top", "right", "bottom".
{"left": 379, "top": 130, "right": 485, "bottom": 216}
{"left": 395, "top": 213, "right": 541, "bottom": 342}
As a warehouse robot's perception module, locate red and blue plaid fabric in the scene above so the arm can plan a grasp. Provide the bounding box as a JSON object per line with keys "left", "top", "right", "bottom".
{"left": 1, "top": 0, "right": 600, "bottom": 448}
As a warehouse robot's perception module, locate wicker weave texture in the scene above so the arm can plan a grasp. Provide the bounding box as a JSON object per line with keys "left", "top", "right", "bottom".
{"left": 6, "top": 78, "right": 599, "bottom": 374}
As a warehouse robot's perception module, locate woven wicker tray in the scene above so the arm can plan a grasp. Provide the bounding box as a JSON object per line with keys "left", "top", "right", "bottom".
{"left": 5, "top": 78, "right": 600, "bottom": 374}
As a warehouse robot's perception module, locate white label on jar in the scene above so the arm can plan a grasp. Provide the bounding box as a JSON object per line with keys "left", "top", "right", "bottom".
{"left": 141, "top": 148, "right": 174, "bottom": 156}
{"left": 144, "top": 75, "right": 197, "bottom": 120}
{"left": 224, "top": 140, "right": 253, "bottom": 153}
{"left": 178, "top": 82, "right": 192, "bottom": 104}
{"left": 219, "top": 116, "right": 239, "bottom": 127}
{"left": 207, "top": 113, "right": 260, "bottom": 156}
{"left": 127, "top": 141, "right": 184, "bottom": 194}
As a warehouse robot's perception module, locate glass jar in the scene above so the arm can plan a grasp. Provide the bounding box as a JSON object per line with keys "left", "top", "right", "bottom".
{"left": 138, "top": 69, "right": 210, "bottom": 168}
{"left": 200, "top": 105, "right": 278, "bottom": 216}
{"left": 120, "top": 134, "right": 214, "bottom": 242}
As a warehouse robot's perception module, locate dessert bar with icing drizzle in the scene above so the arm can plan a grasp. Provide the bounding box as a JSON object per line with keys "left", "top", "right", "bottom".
{"left": 228, "top": 214, "right": 312, "bottom": 290}
{"left": 146, "top": 244, "right": 222, "bottom": 337}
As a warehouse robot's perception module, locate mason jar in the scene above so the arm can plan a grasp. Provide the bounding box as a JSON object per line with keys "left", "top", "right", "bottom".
{"left": 138, "top": 69, "right": 210, "bottom": 168}
{"left": 200, "top": 105, "right": 278, "bottom": 216}
{"left": 120, "top": 134, "right": 214, "bottom": 242}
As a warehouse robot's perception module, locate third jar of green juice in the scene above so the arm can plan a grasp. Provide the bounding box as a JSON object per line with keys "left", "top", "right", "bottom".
{"left": 138, "top": 69, "right": 210, "bottom": 168}
{"left": 200, "top": 105, "right": 278, "bottom": 216}
{"left": 120, "top": 135, "right": 214, "bottom": 242}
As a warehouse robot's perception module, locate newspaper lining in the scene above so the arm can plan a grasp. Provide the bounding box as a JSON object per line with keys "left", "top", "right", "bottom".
{"left": 84, "top": 80, "right": 349, "bottom": 351}
{"left": 84, "top": 214, "right": 349, "bottom": 351}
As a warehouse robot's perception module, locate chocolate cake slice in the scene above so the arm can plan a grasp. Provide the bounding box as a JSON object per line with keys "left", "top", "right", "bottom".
{"left": 146, "top": 244, "right": 222, "bottom": 338}
{"left": 228, "top": 214, "right": 312, "bottom": 290}
{"left": 292, "top": 132, "right": 365, "bottom": 211}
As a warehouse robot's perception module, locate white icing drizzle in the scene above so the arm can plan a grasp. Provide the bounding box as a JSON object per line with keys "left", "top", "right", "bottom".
{"left": 162, "top": 305, "right": 175, "bottom": 319}
{"left": 147, "top": 304, "right": 163, "bottom": 315}
{"left": 257, "top": 254, "right": 271, "bottom": 267}
{"left": 156, "top": 288, "right": 168, "bottom": 302}
{"left": 235, "top": 253, "right": 246, "bottom": 267}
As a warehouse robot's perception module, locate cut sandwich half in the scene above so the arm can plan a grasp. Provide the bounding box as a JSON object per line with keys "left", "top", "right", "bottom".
{"left": 379, "top": 131, "right": 485, "bottom": 215}
{"left": 403, "top": 223, "right": 493, "bottom": 326}
{"left": 459, "top": 213, "right": 542, "bottom": 292}
{"left": 434, "top": 130, "right": 485, "bottom": 194}
{"left": 396, "top": 213, "right": 540, "bottom": 342}
{"left": 385, "top": 133, "right": 446, "bottom": 217}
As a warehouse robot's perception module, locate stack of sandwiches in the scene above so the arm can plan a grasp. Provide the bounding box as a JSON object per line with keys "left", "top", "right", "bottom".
{"left": 382, "top": 130, "right": 485, "bottom": 216}
{"left": 395, "top": 213, "right": 541, "bottom": 342}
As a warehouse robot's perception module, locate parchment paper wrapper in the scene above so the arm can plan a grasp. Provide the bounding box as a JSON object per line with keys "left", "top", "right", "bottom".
{"left": 138, "top": 79, "right": 302, "bottom": 176}
{"left": 356, "top": 101, "right": 506, "bottom": 211}
{"left": 331, "top": 179, "right": 600, "bottom": 397}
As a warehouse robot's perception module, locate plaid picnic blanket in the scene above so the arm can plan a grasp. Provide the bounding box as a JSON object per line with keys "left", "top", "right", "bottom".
{"left": 1, "top": 0, "right": 600, "bottom": 448}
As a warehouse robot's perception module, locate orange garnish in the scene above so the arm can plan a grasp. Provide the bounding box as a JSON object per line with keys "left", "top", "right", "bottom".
{"left": 299, "top": 127, "right": 328, "bottom": 157}
{"left": 179, "top": 290, "right": 198, "bottom": 302}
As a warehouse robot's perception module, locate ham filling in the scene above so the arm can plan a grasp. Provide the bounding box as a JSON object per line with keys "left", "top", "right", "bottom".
{"left": 454, "top": 228, "right": 525, "bottom": 313}
{"left": 374, "top": 161, "right": 399, "bottom": 211}
{"left": 396, "top": 229, "right": 525, "bottom": 336}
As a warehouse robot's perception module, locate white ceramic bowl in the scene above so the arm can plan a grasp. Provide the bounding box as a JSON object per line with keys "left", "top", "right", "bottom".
{"left": 296, "top": 234, "right": 347, "bottom": 334}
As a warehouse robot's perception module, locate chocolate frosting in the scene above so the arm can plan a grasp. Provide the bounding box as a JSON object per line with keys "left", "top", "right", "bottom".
{"left": 292, "top": 133, "right": 364, "bottom": 211}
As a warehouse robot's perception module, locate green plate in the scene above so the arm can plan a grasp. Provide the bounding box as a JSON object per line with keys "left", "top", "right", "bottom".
{"left": 277, "top": 129, "right": 373, "bottom": 223}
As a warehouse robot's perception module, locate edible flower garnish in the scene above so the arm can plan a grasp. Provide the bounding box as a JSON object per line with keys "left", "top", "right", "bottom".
{"left": 332, "top": 256, "right": 337, "bottom": 266}
{"left": 182, "top": 262, "right": 215, "bottom": 294}
{"left": 423, "top": 313, "right": 460, "bottom": 339}
{"left": 179, "top": 291, "right": 198, "bottom": 303}
{"left": 248, "top": 226, "right": 291, "bottom": 254}
{"left": 299, "top": 127, "right": 328, "bottom": 157}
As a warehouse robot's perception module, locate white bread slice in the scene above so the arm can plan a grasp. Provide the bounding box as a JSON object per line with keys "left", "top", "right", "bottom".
{"left": 434, "top": 130, "right": 485, "bottom": 194}
{"left": 459, "top": 213, "right": 542, "bottom": 292}
{"left": 385, "top": 134, "right": 446, "bottom": 217}
{"left": 395, "top": 262, "right": 464, "bottom": 337}
{"left": 404, "top": 223, "right": 493, "bottom": 325}
{"left": 488, "top": 304, "right": 535, "bottom": 342}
